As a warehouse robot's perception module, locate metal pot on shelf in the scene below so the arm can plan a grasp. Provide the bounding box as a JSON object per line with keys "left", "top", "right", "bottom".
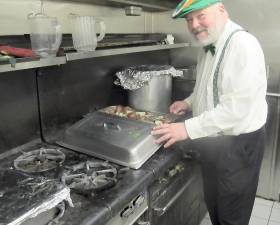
{"left": 115, "top": 65, "right": 182, "bottom": 113}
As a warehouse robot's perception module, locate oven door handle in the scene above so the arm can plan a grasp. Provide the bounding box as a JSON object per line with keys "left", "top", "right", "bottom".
{"left": 153, "top": 176, "right": 195, "bottom": 216}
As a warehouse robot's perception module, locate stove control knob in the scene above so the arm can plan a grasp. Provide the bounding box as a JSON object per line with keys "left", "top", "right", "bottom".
{"left": 133, "top": 195, "right": 145, "bottom": 207}
{"left": 120, "top": 206, "right": 134, "bottom": 218}
{"left": 137, "top": 220, "right": 150, "bottom": 225}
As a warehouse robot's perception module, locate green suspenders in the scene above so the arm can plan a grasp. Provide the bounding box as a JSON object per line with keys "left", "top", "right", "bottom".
{"left": 213, "top": 29, "right": 245, "bottom": 107}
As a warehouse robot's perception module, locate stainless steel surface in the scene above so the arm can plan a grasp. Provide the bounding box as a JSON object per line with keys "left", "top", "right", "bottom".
{"left": 48, "top": 0, "right": 177, "bottom": 11}
{"left": 153, "top": 176, "right": 195, "bottom": 216}
{"left": 107, "top": 0, "right": 172, "bottom": 11}
{"left": 105, "top": 193, "right": 148, "bottom": 225}
{"left": 270, "top": 98, "right": 280, "bottom": 201}
{"left": 257, "top": 67, "right": 280, "bottom": 200}
{"left": 129, "top": 75, "right": 172, "bottom": 113}
{"left": 58, "top": 111, "right": 162, "bottom": 169}
{"left": 274, "top": 120, "right": 280, "bottom": 202}
{"left": 260, "top": 94, "right": 280, "bottom": 200}
{"left": 177, "top": 67, "right": 196, "bottom": 81}
{"left": 125, "top": 6, "right": 142, "bottom": 16}
{"left": 66, "top": 43, "right": 189, "bottom": 61}
{"left": 0, "top": 44, "right": 189, "bottom": 73}
{"left": 172, "top": 66, "right": 196, "bottom": 101}
{"left": 150, "top": 161, "right": 204, "bottom": 225}
{"left": 136, "top": 221, "right": 150, "bottom": 225}
{"left": 38, "top": 50, "right": 170, "bottom": 145}
{"left": 0, "top": 57, "right": 66, "bottom": 73}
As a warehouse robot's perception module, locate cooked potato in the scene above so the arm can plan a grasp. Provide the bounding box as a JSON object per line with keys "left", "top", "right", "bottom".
{"left": 103, "top": 105, "right": 171, "bottom": 125}
{"left": 154, "top": 120, "right": 164, "bottom": 125}
{"left": 135, "top": 111, "right": 146, "bottom": 116}
{"left": 127, "top": 112, "right": 137, "bottom": 119}
{"left": 124, "top": 106, "right": 133, "bottom": 112}
{"left": 115, "top": 105, "right": 124, "bottom": 114}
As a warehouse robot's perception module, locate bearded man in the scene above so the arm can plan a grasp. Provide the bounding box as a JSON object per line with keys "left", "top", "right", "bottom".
{"left": 151, "top": 0, "right": 267, "bottom": 225}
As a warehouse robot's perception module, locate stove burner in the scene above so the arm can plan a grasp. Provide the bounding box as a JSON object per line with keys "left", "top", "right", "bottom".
{"left": 62, "top": 161, "right": 117, "bottom": 195}
{"left": 14, "top": 148, "right": 65, "bottom": 173}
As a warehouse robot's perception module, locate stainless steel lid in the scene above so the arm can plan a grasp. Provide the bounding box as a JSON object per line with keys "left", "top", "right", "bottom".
{"left": 58, "top": 111, "right": 158, "bottom": 169}
{"left": 58, "top": 106, "right": 181, "bottom": 169}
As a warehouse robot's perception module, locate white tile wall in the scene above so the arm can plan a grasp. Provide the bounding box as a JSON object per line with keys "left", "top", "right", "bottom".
{"left": 270, "top": 208, "right": 280, "bottom": 222}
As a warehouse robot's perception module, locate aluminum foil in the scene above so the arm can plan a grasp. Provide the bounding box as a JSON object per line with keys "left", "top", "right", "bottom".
{"left": 0, "top": 169, "right": 73, "bottom": 225}
{"left": 115, "top": 65, "right": 183, "bottom": 90}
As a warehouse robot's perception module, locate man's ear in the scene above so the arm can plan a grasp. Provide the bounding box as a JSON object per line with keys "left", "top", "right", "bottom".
{"left": 218, "top": 3, "right": 225, "bottom": 13}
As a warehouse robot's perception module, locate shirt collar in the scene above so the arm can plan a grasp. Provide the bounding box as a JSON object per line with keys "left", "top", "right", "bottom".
{"left": 214, "top": 19, "right": 243, "bottom": 50}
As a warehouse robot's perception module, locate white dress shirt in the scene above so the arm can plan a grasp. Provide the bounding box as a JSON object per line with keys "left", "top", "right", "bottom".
{"left": 184, "top": 20, "right": 267, "bottom": 139}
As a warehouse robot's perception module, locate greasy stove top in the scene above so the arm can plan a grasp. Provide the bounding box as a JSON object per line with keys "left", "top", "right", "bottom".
{"left": 0, "top": 142, "right": 127, "bottom": 225}
{"left": 0, "top": 139, "right": 183, "bottom": 225}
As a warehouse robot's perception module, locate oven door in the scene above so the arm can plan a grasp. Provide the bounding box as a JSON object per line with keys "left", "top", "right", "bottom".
{"left": 150, "top": 161, "right": 203, "bottom": 225}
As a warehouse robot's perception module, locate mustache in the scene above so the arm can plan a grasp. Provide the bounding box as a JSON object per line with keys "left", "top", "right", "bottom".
{"left": 191, "top": 27, "right": 208, "bottom": 35}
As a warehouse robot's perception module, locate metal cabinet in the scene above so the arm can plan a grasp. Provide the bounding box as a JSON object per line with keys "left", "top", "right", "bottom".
{"left": 149, "top": 161, "right": 205, "bottom": 225}
{"left": 257, "top": 67, "right": 280, "bottom": 201}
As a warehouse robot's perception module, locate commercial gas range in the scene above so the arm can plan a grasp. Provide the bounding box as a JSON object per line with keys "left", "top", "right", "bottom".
{"left": 0, "top": 138, "right": 203, "bottom": 225}
{"left": 0, "top": 140, "right": 151, "bottom": 225}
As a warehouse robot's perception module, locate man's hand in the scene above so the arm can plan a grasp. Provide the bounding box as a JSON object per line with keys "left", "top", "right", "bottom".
{"left": 169, "top": 101, "right": 189, "bottom": 115}
{"left": 151, "top": 122, "right": 189, "bottom": 148}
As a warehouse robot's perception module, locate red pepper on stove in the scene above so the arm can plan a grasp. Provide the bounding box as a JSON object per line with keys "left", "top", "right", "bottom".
{"left": 0, "top": 45, "right": 36, "bottom": 57}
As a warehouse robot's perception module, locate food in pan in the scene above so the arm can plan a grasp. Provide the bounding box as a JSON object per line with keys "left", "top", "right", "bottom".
{"left": 100, "top": 105, "right": 171, "bottom": 125}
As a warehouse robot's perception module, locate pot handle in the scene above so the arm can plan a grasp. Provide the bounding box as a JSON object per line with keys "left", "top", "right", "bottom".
{"left": 27, "top": 12, "right": 35, "bottom": 19}
{"left": 95, "top": 18, "right": 106, "bottom": 42}
{"left": 51, "top": 23, "right": 62, "bottom": 53}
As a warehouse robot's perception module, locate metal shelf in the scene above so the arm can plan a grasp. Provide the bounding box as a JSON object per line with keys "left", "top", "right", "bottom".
{"left": 48, "top": 0, "right": 176, "bottom": 12}
{"left": 0, "top": 57, "right": 66, "bottom": 73}
{"left": 0, "top": 43, "right": 189, "bottom": 73}
{"left": 66, "top": 43, "right": 190, "bottom": 61}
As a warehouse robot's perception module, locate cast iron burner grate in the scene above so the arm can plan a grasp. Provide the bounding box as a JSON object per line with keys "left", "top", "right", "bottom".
{"left": 61, "top": 160, "right": 118, "bottom": 196}
{"left": 14, "top": 148, "right": 65, "bottom": 173}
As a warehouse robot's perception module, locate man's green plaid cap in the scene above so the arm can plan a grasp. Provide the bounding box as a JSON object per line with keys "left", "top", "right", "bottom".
{"left": 172, "top": 0, "right": 222, "bottom": 19}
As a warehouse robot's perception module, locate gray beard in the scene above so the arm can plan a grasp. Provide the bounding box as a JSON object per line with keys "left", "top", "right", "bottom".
{"left": 188, "top": 20, "right": 225, "bottom": 47}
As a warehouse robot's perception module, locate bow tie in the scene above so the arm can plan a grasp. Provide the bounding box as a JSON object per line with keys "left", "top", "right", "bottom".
{"left": 203, "top": 44, "right": 216, "bottom": 56}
